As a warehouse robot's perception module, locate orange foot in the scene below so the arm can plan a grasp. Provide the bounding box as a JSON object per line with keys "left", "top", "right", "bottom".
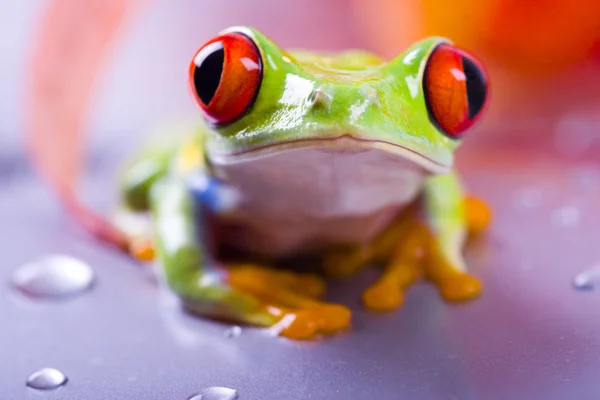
{"left": 129, "top": 237, "right": 156, "bottom": 262}
{"left": 228, "top": 265, "right": 351, "bottom": 339}
{"left": 279, "top": 305, "right": 352, "bottom": 340}
{"left": 439, "top": 273, "right": 482, "bottom": 302}
{"left": 362, "top": 280, "right": 405, "bottom": 311}
{"left": 348, "top": 197, "right": 488, "bottom": 312}
{"left": 464, "top": 196, "right": 492, "bottom": 236}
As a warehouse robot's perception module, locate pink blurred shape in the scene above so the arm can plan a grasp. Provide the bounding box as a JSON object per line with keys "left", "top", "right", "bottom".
{"left": 24, "top": 0, "right": 146, "bottom": 250}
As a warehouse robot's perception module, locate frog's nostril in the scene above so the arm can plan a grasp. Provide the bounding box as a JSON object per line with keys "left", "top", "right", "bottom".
{"left": 309, "top": 87, "right": 332, "bottom": 109}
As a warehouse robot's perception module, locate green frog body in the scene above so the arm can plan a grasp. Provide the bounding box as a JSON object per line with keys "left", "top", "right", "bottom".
{"left": 119, "top": 26, "right": 490, "bottom": 339}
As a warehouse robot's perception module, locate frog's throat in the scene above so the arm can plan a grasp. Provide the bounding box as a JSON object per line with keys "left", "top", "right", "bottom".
{"left": 209, "top": 135, "right": 451, "bottom": 175}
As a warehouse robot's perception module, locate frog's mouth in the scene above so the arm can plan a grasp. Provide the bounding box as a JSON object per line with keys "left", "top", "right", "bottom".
{"left": 209, "top": 135, "right": 452, "bottom": 175}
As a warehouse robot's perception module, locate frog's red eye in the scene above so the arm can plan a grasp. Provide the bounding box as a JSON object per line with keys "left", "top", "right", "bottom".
{"left": 189, "top": 32, "right": 262, "bottom": 125}
{"left": 423, "top": 44, "right": 488, "bottom": 139}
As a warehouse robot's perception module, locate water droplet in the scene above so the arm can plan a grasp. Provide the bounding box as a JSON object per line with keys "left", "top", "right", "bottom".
{"left": 26, "top": 368, "right": 68, "bottom": 390}
{"left": 188, "top": 387, "right": 238, "bottom": 400}
{"left": 223, "top": 326, "right": 242, "bottom": 338}
{"left": 573, "top": 264, "right": 600, "bottom": 291}
{"left": 551, "top": 206, "right": 581, "bottom": 227}
{"left": 513, "top": 188, "right": 542, "bottom": 209}
{"left": 12, "top": 254, "right": 94, "bottom": 299}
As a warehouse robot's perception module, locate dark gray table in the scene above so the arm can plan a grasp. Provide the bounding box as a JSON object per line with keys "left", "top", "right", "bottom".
{"left": 2, "top": 143, "right": 600, "bottom": 400}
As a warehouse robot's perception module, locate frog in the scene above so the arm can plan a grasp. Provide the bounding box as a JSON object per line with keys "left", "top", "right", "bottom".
{"left": 117, "top": 26, "right": 491, "bottom": 340}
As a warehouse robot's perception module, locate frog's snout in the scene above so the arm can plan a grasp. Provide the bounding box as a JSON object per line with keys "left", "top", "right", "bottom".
{"left": 308, "top": 84, "right": 380, "bottom": 112}
{"left": 360, "top": 85, "right": 380, "bottom": 106}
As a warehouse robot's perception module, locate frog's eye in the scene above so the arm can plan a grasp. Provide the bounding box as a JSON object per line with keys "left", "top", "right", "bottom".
{"left": 423, "top": 44, "right": 488, "bottom": 139}
{"left": 189, "top": 32, "right": 262, "bottom": 125}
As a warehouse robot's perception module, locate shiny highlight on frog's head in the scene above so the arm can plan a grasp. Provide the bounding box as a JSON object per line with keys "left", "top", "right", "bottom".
{"left": 189, "top": 26, "right": 489, "bottom": 173}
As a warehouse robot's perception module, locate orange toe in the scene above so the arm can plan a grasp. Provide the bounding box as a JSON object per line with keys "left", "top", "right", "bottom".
{"left": 278, "top": 305, "right": 351, "bottom": 339}
{"left": 322, "top": 249, "right": 368, "bottom": 278}
{"left": 464, "top": 196, "right": 492, "bottom": 235}
{"left": 129, "top": 238, "right": 156, "bottom": 262}
{"left": 313, "top": 304, "right": 352, "bottom": 333}
{"left": 439, "top": 273, "right": 482, "bottom": 302}
{"left": 280, "top": 311, "right": 319, "bottom": 340}
{"left": 294, "top": 274, "right": 327, "bottom": 298}
{"left": 362, "top": 281, "right": 405, "bottom": 311}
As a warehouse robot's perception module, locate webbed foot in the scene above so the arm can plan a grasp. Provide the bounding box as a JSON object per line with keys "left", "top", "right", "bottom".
{"left": 153, "top": 177, "right": 350, "bottom": 340}
{"left": 362, "top": 280, "right": 405, "bottom": 311}
{"left": 464, "top": 196, "right": 492, "bottom": 237}
{"left": 438, "top": 273, "right": 482, "bottom": 302}
{"left": 356, "top": 195, "right": 490, "bottom": 311}
{"left": 226, "top": 265, "right": 350, "bottom": 339}
{"left": 424, "top": 196, "right": 489, "bottom": 302}
{"left": 361, "top": 222, "right": 425, "bottom": 311}
{"left": 322, "top": 247, "right": 370, "bottom": 278}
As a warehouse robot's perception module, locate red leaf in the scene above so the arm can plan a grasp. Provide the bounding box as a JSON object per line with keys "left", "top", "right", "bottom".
{"left": 24, "top": 0, "right": 147, "bottom": 251}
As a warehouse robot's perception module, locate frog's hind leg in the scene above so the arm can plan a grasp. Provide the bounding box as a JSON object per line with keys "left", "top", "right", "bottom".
{"left": 180, "top": 264, "right": 345, "bottom": 339}
{"left": 116, "top": 147, "right": 174, "bottom": 260}
{"left": 120, "top": 149, "right": 172, "bottom": 212}
{"left": 422, "top": 172, "right": 488, "bottom": 302}
{"left": 255, "top": 268, "right": 326, "bottom": 298}
{"left": 118, "top": 122, "right": 206, "bottom": 260}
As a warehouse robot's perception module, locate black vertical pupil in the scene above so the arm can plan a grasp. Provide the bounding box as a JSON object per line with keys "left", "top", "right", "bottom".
{"left": 462, "top": 56, "right": 487, "bottom": 120}
{"left": 194, "top": 45, "right": 225, "bottom": 105}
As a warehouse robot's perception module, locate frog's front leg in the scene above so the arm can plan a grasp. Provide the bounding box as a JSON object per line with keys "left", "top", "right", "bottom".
{"left": 421, "top": 172, "right": 491, "bottom": 301}
{"left": 334, "top": 172, "right": 491, "bottom": 311}
{"left": 361, "top": 218, "right": 427, "bottom": 310}
{"left": 151, "top": 177, "right": 350, "bottom": 339}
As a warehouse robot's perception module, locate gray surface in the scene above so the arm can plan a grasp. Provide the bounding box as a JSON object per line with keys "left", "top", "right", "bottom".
{"left": 2, "top": 144, "right": 600, "bottom": 400}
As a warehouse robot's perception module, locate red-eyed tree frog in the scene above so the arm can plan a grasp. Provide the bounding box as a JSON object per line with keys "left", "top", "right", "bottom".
{"left": 119, "top": 26, "right": 491, "bottom": 339}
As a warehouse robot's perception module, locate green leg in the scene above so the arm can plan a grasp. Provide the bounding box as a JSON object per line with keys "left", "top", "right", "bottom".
{"left": 150, "top": 177, "right": 351, "bottom": 339}
{"left": 423, "top": 171, "right": 490, "bottom": 301}
{"left": 322, "top": 171, "right": 491, "bottom": 312}
{"left": 113, "top": 148, "right": 174, "bottom": 260}
{"left": 121, "top": 150, "right": 172, "bottom": 211}
{"left": 119, "top": 121, "right": 203, "bottom": 211}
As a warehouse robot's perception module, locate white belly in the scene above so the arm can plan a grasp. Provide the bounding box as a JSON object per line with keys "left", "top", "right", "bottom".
{"left": 209, "top": 138, "right": 428, "bottom": 257}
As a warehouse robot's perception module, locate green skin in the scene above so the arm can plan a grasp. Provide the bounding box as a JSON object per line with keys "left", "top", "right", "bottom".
{"left": 119, "top": 26, "right": 474, "bottom": 328}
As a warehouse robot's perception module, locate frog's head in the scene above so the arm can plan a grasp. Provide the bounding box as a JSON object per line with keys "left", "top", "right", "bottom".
{"left": 189, "top": 26, "right": 488, "bottom": 175}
